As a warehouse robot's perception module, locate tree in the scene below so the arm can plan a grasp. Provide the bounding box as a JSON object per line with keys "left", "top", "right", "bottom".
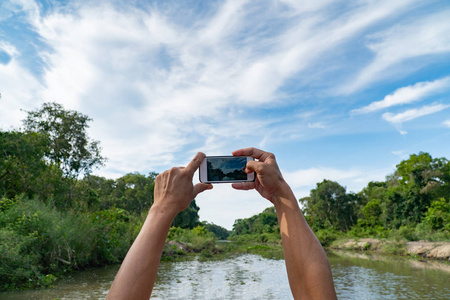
{"left": 301, "top": 180, "right": 356, "bottom": 232}
{"left": 232, "top": 207, "right": 279, "bottom": 235}
{"left": 23, "top": 102, "right": 106, "bottom": 178}
{"left": 0, "top": 131, "right": 49, "bottom": 198}
{"left": 172, "top": 200, "right": 200, "bottom": 229}
{"left": 202, "top": 222, "right": 230, "bottom": 239}
{"left": 384, "top": 152, "right": 450, "bottom": 228}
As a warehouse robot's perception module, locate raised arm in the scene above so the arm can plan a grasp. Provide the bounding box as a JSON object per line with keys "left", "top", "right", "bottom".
{"left": 232, "top": 147, "right": 337, "bottom": 300}
{"left": 106, "top": 152, "right": 212, "bottom": 300}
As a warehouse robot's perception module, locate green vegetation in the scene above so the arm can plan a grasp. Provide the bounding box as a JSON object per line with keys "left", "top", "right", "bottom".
{"left": 231, "top": 153, "right": 449, "bottom": 248}
{"left": 0, "top": 103, "right": 210, "bottom": 291}
{"left": 1, "top": 102, "right": 449, "bottom": 291}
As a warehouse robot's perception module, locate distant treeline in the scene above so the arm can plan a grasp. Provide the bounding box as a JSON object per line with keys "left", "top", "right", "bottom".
{"left": 232, "top": 152, "right": 450, "bottom": 245}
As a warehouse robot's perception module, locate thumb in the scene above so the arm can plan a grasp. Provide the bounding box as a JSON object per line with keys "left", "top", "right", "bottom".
{"left": 192, "top": 183, "right": 213, "bottom": 198}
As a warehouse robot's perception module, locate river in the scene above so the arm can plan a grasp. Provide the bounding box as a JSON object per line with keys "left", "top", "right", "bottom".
{"left": 1, "top": 251, "right": 449, "bottom": 299}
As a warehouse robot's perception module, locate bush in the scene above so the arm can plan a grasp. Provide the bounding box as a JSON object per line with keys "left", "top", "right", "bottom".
{"left": 228, "top": 232, "right": 281, "bottom": 244}
{"left": 314, "top": 229, "right": 339, "bottom": 247}
{"left": 422, "top": 198, "right": 450, "bottom": 231}
{"left": 167, "top": 226, "right": 217, "bottom": 253}
{"left": 0, "top": 196, "right": 139, "bottom": 291}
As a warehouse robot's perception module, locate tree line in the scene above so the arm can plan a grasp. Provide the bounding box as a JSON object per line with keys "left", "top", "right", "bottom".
{"left": 232, "top": 152, "right": 449, "bottom": 244}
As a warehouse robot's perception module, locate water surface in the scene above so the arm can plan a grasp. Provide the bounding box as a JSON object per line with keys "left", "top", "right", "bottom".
{"left": 1, "top": 252, "right": 449, "bottom": 299}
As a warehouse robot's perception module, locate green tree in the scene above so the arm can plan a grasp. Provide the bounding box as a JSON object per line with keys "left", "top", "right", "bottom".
{"left": 422, "top": 197, "right": 450, "bottom": 230}
{"left": 0, "top": 131, "right": 49, "bottom": 198}
{"left": 23, "top": 102, "right": 106, "bottom": 178}
{"left": 202, "top": 222, "right": 230, "bottom": 239}
{"left": 172, "top": 200, "right": 200, "bottom": 229}
{"left": 301, "top": 180, "right": 356, "bottom": 232}
{"left": 384, "top": 152, "right": 450, "bottom": 228}
{"left": 232, "top": 207, "right": 279, "bottom": 235}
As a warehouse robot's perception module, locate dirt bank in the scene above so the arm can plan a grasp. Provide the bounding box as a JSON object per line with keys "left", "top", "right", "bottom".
{"left": 330, "top": 238, "right": 450, "bottom": 261}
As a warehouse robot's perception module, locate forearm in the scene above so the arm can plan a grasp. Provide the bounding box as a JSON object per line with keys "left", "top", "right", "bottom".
{"left": 274, "top": 185, "right": 336, "bottom": 299}
{"left": 106, "top": 205, "right": 176, "bottom": 300}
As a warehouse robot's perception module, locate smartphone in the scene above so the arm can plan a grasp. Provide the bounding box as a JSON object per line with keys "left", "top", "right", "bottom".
{"left": 199, "top": 156, "right": 255, "bottom": 183}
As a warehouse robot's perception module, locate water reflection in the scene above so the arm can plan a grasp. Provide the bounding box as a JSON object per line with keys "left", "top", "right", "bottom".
{"left": 329, "top": 251, "right": 450, "bottom": 300}
{"left": 1, "top": 252, "right": 449, "bottom": 299}
{"left": 152, "top": 255, "right": 291, "bottom": 299}
{"left": 0, "top": 264, "right": 120, "bottom": 299}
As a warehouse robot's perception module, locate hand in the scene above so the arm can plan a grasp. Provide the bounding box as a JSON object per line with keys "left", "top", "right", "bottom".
{"left": 153, "top": 152, "right": 212, "bottom": 215}
{"left": 231, "top": 147, "right": 288, "bottom": 203}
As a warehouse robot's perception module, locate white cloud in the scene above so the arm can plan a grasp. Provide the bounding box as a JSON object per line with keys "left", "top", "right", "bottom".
{"left": 308, "top": 122, "right": 326, "bottom": 129}
{"left": 344, "top": 10, "right": 450, "bottom": 93}
{"left": 195, "top": 183, "right": 271, "bottom": 230}
{"left": 282, "top": 165, "right": 390, "bottom": 200}
{"left": 0, "top": 47, "right": 43, "bottom": 129}
{"left": 382, "top": 103, "right": 450, "bottom": 125}
{"left": 283, "top": 167, "right": 362, "bottom": 188}
{"left": 443, "top": 120, "right": 450, "bottom": 128}
{"left": 351, "top": 76, "right": 450, "bottom": 114}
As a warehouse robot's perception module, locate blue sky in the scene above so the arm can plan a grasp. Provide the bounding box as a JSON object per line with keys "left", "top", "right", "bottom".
{"left": 1, "top": 0, "right": 450, "bottom": 229}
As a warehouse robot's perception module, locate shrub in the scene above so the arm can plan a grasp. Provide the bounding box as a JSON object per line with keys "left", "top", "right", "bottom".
{"left": 315, "top": 229, "right": 339, "bottom": 247}
{"left": 0, "top": 197, "right": 139, "bottom": 291}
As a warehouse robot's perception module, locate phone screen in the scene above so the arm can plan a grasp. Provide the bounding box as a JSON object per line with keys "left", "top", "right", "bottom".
{"left": 206, "top": 157, "right": 248, "bottom": 182}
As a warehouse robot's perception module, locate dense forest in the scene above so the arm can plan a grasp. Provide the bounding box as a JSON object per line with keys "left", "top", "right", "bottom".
{"left": 1, "top": 102, "right": 449, "bottom": 291}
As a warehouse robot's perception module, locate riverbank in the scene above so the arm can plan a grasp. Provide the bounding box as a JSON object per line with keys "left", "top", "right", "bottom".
{"left": 163, "top": 239, "right": 284, "bottom": 261}
{"left": 330, "top": 238, "right": 450, "bottom": 261}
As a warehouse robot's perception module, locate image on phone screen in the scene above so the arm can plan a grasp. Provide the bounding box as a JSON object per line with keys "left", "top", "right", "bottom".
{"left": 207, "top": 157, "right": 247, "bottom": 182}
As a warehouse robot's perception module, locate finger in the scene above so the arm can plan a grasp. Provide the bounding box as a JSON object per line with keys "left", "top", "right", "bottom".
{"left": 192, "top": 183, "right": 213, "bottom": 198}
{"left": 232, "top": 147, "right": 274, "bottom": 162}
{"left": 245, "top": 160, "right": 265, "bottom": 174}
{"left": 185, "top": 152, "right": 206, "bottom": 176}
{"left": 231, "top": 182, "right": 256, "bottom": 191}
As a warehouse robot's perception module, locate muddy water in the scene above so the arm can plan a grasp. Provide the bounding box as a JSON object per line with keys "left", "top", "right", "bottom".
{"left": 1, "top": 252, "right": 449, "bottom": 299}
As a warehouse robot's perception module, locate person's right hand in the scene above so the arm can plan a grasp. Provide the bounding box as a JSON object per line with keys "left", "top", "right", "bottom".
{"left": 231, "top": 147, "right": 289, "bottom": 203}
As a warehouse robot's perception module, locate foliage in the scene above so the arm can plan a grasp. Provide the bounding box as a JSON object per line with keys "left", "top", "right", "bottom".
{"left": 23, "top": 102, "right": 106, "bottom": 178}
{"left": 232, "top": 207, "right": 279, "bottom": 235}
{"left": 172, "top": 200, "right": 201, "bottom": 229}
{"left": 234, "top": 152, "right": 449, "bottom": 246}
{"left": 0, "top": 196, "right": 138, "bottom": 291}
{"left": 300, "top": 180, "right": 357, "bottom": 232}
{"left": 422, "top": 197, "right": 450, "bottom": 231}
{"left": 314, "top": 228, "right": 340, "bottom": 247}
{"left": 0, "top": 131, "right": 50, "bottom": 199}
{"left": 383, "top": 152, "right": 449, "bottom": 228}
{"left": 202, "top": 221, "right": 230, "bottom": 239}
{"left": 228, "top": 233, "right": 281, "bottom": 244}
{"left": 76, "top": 172, "right": 156, "bottom": 215}
{"left": 0, "top": 102, "right": 204, "bottom": 291}
{"left": 166, "top": 226, "right": 217, "bottom": 253}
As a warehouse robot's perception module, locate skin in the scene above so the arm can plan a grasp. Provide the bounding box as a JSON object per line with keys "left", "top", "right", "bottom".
{"left": 107, "top": 148, "right": 337, "bottom": 300}
{"left": 106, "top": 152, "right": 212, "bottom": 300}
{"left": 231, "top": 147, "right": 337, "bottom": 299}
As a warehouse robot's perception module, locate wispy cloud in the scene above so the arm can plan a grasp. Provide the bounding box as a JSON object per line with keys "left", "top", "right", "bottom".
{"left": 283, "top": 165, "right": 390, "bottom": 197}
{"left": 308, "top": 122, "right": 326, "bottom": 129}
{"left": 1, "top": 0, "right": 449, "bottom": 177}
{"left": 443, "top": 120, "right": 450, "bottom": 128}
{"left": 342, "top": 9, "right": 450, "bottom": 93}
{"left": 382, "top": 103, "right": 450, "bottom": 134}
{"left": 351, "top": 77, "right": 450, "bottom": 114}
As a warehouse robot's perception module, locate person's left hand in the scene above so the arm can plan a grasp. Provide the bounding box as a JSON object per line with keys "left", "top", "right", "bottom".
{"left": 153, "top": 152, "right": 212, "bottom": 215}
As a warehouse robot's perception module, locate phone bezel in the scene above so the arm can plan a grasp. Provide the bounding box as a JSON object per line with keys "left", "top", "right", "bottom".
{"left": 199, "top": 156, "right": 255, "bottom": 183}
